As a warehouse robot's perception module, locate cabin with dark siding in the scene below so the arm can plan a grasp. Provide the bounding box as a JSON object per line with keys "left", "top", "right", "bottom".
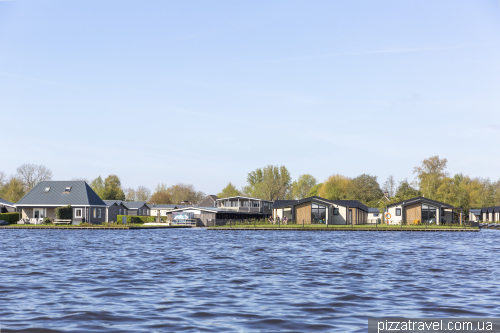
{"left": 0, "top": 198, "right": 16, "bottom": 213}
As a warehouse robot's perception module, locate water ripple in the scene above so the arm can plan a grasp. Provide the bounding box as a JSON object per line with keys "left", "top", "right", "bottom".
{"left": 0, "top": 229, "right": 497, "bottom": 332}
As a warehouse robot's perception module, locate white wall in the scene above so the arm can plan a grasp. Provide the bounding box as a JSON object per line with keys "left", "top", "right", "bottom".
{"left": 330, "top": 204, "right": 347, "bottom": 225}
{"left": 386, "top": 205, "right": 403, "bottom": 225}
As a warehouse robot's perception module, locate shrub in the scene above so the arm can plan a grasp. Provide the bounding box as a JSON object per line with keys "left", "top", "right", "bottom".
{"left": 43, "top": 217, "right": 52, "bottom": 224}
{"left": 0, "top": 212, "right": 21, "bottom": 224}
{"left": 117, "top": 215, "right": 165, "bottom": 224}
{"left": 55, "top": 205, "right": 73, "bottom": 219}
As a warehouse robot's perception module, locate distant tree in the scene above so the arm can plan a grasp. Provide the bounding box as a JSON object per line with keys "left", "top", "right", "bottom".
{"left": 348, "top": 174, "right": 383, "bottom": 207}
{"left": 72, "top": 177, "right": 89, "bottom": 183}
{"left": 382, "top": 175, "right": 396, "bottom": 198}
{"left": 148, "top": 183, "right": 172, "bottom": 204}
{"left": 291, "top": 174, "right": 317, "bottom": 199}
{"left": 217, "top": 182, "right": 242, "bottom": 198}
{"left": 308, "top": 183, "right": 323, "bottom": 197}
{"left": 101, "top": 175, "right": 126, "bottom": 200}
{"left": 124, "top": 187, "right": 137, "bottom": 201}
{"left": 392, "top": 179, "right": 420, "bottom": 202}
{"left": 243, "top": 165, "right": 292, "bottom": 200}
{"left": 90, "top": 176, "right": 105, "bottom": 198}
{"left": 136, "top": 185, "right": 151, "bottom": 202}
{"left": 413, "top": 155, "right": 448, "bottom": 200}
{"left": 166, "top": 183, "right": 204, "bottom": 204}
{"left": 149, "top": 192, "right": 172, "bottom": 204}
{"left": 16, "top": 163, "right": 52, "bottom": 191}
{"left": 0, "top": 171, "right": 7, "bottom": 189}
{"left": 494, "top": 179, "right": 500, "bottom": 206}
{"left": 318, "top": 174, "right": 351, "bottom": 200}
{"left": 0, "top": 177, "right": 26, "bottom": 203}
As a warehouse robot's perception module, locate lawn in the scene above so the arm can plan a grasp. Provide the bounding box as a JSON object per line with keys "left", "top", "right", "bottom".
{"left": 0, "top": 223, "right": 179, "bottom": 229}
{"left": 208, "top": 223, "right": 478, "bottom": 230}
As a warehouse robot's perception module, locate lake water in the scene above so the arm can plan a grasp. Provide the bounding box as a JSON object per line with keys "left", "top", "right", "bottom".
{"left": 0, "top": 229, "right": 498, "bottom": 332}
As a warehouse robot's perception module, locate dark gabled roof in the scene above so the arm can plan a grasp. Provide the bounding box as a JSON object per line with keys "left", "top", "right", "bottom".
{"left": 368, "top": 208, "right": 380, "bottom": 213}
{"left": 196, "top": 195, "right": 219, "bottom": 206}
{"left": 482, "top": 206, "right": 500, "bottom": 213}
{"left": 331, "top": 200, "right": 369, "bottom": 211}
{"left": 469, "top": 209, "right": 481, "bottom": 215}
{"left": 273, "top": 200, "right": 299, "bottom": 208}
{"left": 122, "top": 201, "right": 150, "bottom": 209}
{"left": 386, "top": 196, "right": 454, "bottom": 209}
{"left": 103, "top": 200, "right": 118, "bottom": 207}
{"left": 16, "top": 181, "right": 106, "bottom": 206}
{"left": 216, "top": 196, "right": 273, "bottom": 202}
{"left": 290, "top": 196, "right": 369, "bottom": 212}
{"left": 0, "top": 198, "right": 15, "bottom": 207}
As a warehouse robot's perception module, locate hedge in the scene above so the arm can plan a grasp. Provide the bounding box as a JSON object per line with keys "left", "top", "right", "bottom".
{"left": 117, "top": 215, "right": 167, "bottom": 224}
{"left": 55, "top": 205, "right": 73, "bottom": 219}
{"left": 0, "top": 212, "right": 21, "bottom": 224}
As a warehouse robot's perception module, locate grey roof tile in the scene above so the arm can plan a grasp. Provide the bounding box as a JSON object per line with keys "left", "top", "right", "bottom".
{"left": 0, "top": 198, "right": 15, "bottom": 206}
{"left": 16, "top": 181, "right": 106, "bottom": 206}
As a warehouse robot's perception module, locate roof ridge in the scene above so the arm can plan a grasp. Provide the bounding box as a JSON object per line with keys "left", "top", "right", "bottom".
{"left": 83, "top": 182, "right": 91, "bottom": 205}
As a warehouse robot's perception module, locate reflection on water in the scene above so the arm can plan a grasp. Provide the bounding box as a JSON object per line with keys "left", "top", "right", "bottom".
{"left": 0, "top": 229, "right": 498, "bottom": 332}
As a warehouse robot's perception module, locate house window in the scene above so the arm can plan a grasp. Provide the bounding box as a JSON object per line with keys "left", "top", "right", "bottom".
{"left": 396, "top": 208, "right": 401, "bottom": 216}
{"left": 125, "top": 209, "right": 127, "bottom": 215}
{"left": 311, "top": 203, "right": 327, "bottom": 223}
{"left": 98, "top": 209, "right": 101, "bottom": 218}
{"left": 64, "top": 187, "right": 71, "bottom": 193}
{"left": 75, "top": 209, "right": 82, "bottom": 218}
{"left": 44, "top": 187, "right": 50, "bottom": 192}
{"left": 373, "top": 213, "right": 379, "bottom": 217}
{"left": 93, "top": 208, "right": 96, "bottom": 218}
{"left": 422, "top": 204, "right": 437, "bottom": 224}
{"left": 139, "top": 209, "right": 142, "bottom": 215}
{"left": 119, "top": 208, "right": 122, "bottom": 215}
{"left": 333, "top": 208, "right": 339, "bottom": 215}
{"left": 441, "top": 208, "right": 445, "bottom": 217}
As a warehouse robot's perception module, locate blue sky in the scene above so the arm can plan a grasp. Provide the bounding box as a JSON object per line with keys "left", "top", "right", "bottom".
{"left": 1, "top": 0, "right": 499, "bottom": 194}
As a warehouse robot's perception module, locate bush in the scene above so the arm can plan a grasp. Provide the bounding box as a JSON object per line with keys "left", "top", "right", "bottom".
{"left": 55, "top": 205, "right": 73, "bottom": 219}
{"left": 0, "top": 212, "right": 21, "bottom": 224}
{"left": 116, "top": 215, "right": 165, "bottom": 224}
{"left": 43, "top": 217, "right": 52, "bottom": 224}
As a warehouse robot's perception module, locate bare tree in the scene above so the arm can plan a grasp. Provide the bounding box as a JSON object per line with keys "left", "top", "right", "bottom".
{"left": 136, "top": 185, "right": 151, "bottom": 202}
{"left": 16, "top": 164, "right": 53, "bottom": 190}
{"left": 382, "top": 175, "right": 396, "bottom": 198}
{"left": 0, "top": 171, "right": 6, "bottom": 189}
{"left": 72, "top": 177, "right": 89, "bottom": 183}
{"left": 124, "top": 187, "right": 137, "bottom": 201}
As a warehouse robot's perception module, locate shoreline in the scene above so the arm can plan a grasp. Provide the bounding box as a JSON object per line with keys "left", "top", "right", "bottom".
{"left": 0, "top": 225, "right": 193, "bottom": 230}
{"left": 207, "top": 227, "right": 480, "bottom": 232}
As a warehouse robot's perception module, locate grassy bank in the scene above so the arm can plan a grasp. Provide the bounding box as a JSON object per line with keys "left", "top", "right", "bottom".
{"left": 0, "top": 223, "right": 179, "bottom": 229}
{"left": 208, "top": 223, "right": 478, "bottom": 230}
